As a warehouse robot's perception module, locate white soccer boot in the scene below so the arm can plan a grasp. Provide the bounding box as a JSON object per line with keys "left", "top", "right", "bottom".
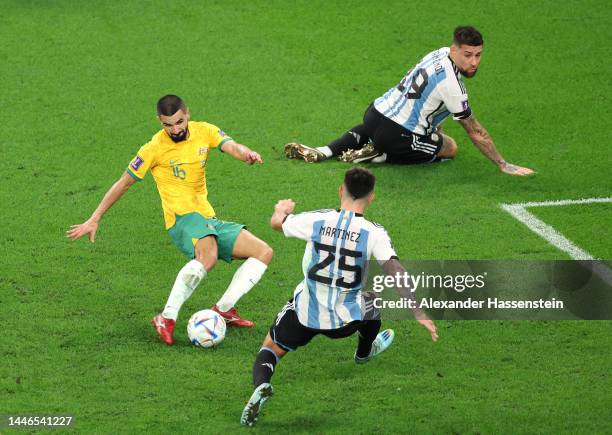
{"left": 354, "top": 329, "right": 395, "bottom": 364}
{"left": 240, "top": 382, "right": 274, "bottom": 426}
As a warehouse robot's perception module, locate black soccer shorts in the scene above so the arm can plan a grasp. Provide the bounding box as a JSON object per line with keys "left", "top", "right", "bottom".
{"left": 361, "top": 103, "right": 444, "bottom": 164}
{"left": 269, "top": 294, "right": 381, "bottom": 352}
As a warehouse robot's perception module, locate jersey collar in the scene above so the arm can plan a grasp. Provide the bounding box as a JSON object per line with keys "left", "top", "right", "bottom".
{"left": 337, "top": 208, "right": 363, "bottom": 217}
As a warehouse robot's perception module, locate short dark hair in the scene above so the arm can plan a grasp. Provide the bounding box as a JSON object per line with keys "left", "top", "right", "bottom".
{"left": 344, "top": 167, "right": 375, "bottom": 200}
{"left": 157, "top": 95, "right": 187, "bottom": 116}
{"left": 453, "top": 26, "right": 483, "bottom": 47}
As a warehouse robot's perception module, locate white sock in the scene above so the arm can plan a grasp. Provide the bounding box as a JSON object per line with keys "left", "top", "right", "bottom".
{"left": 372, "top": 153, "right": 387, "bottom": 163}
{"left": 216, "top": 257, "right": 268, "bottom": 312}
{"left": 162, "top": 260, "right": 206, "bottom": 321}
{"left": 316, "top": 146, "right": 333, "bottom": 158}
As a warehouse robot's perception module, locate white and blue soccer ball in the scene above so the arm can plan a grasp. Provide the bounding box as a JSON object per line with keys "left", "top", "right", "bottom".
{"left": 187, "top": 309, "right": 226, "bottom": 348}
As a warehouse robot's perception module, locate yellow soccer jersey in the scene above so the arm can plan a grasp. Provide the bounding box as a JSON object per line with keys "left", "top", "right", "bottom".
{"left": 126, "top": 121, "right": 233, "bottom": 229}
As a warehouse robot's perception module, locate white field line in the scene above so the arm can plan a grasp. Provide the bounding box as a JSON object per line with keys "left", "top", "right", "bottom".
{"left": 509, "top": 197, "right": 612, "bottom": 208}
{"left": 501, "top": 204, "right": 595, "bottom": 259}
{"left": 500, "top": 197, "right": 612, "bottom": 284}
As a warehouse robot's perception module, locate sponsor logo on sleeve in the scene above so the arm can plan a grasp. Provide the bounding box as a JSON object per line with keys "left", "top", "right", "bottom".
{"left": 131, "top": 156, "right": 144, "bottom": 170}
{"left": 218, "top": 129, "right": 227, "bottom": 137}
{"left": 461, "top": 100, "right": 469, "bottom": 111}
{"left": 198, "top": 147, "right": 209, "bottom": 155}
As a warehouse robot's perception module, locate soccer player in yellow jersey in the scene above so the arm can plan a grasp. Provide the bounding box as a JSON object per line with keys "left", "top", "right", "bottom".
{"left": 67, "top": 95, "right": 273, "bottom": 345}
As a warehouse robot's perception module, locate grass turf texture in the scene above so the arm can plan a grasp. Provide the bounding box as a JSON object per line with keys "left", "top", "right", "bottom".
{"left": 1, "top": 0, "right": 611, "bottom": 433}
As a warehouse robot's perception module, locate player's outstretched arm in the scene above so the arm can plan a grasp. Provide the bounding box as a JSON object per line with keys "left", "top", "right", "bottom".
{"left": 458, "top": 115, "right": 534, "bottom": 176}
{"left": 66, "top": 172, "right": 136, "bottom": 242}
{"left": 382, "top": 258, "right": 439, "bottom": 342}
{"left": 270, "top": 199, "right": 296, "bottom": 231}
{"left": 221, "top": 140, "right": 263, "bottom": 165}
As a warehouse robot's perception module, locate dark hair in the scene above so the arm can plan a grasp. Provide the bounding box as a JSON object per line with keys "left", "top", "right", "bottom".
{"left": 344, "top": 167, "right": 375, "bottom": 200}
{"left": 453, "top": 26, "right": 483, "bottom": 47}
{"left": 157, "top": 95, "right": 187, "bottom": 116}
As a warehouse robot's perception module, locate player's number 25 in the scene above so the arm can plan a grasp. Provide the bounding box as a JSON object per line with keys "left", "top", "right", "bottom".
{"left": 308, "top": 241, "right": 363, "bottom": 289}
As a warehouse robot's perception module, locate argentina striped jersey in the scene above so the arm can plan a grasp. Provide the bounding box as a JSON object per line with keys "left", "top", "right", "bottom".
{"left": 282, "top": 209, "right": 397, "bottom": 330}
{"left": 374, "top": 47, "right": 472, "bottom": 136}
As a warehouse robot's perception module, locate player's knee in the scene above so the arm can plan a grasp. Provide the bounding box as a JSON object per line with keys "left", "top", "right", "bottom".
{"left": 438, "top": 137, "right": 458, "bottom": 159}
{"left": 195, "top": 246, "right": 218, "bottom": 272}
{"left": 448, "top": 139, "right": 458, "bottom": 157}
{"left": 257, "top": 242, "right": 274, "bottom": 265}
{"left": 263, "top": 333, "right": 286, "bottom": 359}
{"left": 195, "top": 254, "right": 217, "bottom": 272}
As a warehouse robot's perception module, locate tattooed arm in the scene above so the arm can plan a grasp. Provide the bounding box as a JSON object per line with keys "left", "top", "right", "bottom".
{"left": 459, "top": 115, "right": 534, "bottom": 176}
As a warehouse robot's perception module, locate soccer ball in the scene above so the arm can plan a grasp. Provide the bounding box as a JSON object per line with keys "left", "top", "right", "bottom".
{"left": 187, "top": 309, "right": 226, "bottom": 348}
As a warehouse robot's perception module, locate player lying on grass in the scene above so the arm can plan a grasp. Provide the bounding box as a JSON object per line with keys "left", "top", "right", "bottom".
{"left": 285, "top": 26, "right": 533, "bottom": 176}
{"left": 240, "top": 168, "right": 438, "bottom": 426}
{"left": 67, "top": 95, "right": 273, "bottom": 344}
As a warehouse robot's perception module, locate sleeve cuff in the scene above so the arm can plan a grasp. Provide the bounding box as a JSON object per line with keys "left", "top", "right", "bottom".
{"left": 218, "top": 138, "right": 233, "bottom": 152}
{"left": 126, "top": 168, "right": 142, "bottom": 181}
{"left": 281, "top": 214, "right": 294, "bottom": 236}
{"left": 452, "top": 107, "right": 472, "bottom": 120}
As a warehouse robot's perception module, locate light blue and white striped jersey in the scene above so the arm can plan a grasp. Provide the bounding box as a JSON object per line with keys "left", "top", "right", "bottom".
{"left": 282, "top": 209, "right": 397, "bottom": 330}
{"left": 374, "top": 47, "right": 472, "bottom": 136}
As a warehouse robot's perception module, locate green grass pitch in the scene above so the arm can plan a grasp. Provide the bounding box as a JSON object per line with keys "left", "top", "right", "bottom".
{"left": 1, "top": 0, "right": 611, "bottom": 433}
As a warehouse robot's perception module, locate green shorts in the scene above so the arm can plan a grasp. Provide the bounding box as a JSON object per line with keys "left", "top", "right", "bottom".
{"left": 168, "top": 213, "right": 245, "bottom": 263}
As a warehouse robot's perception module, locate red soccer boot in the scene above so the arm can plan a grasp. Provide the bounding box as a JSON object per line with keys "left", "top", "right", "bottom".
{"left": 151, "top": 314, "right": 176, "bottom": 345}
{"left": 211, "top": 305, "right": 255, "bottom": 328}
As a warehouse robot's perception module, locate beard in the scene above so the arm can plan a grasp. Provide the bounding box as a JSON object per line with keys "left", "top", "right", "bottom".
{"left": 169, "top": 128, "right": 188, "bottom": 143}
{"left": 461, "top": 67, "right": 478, "bottom": 78}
